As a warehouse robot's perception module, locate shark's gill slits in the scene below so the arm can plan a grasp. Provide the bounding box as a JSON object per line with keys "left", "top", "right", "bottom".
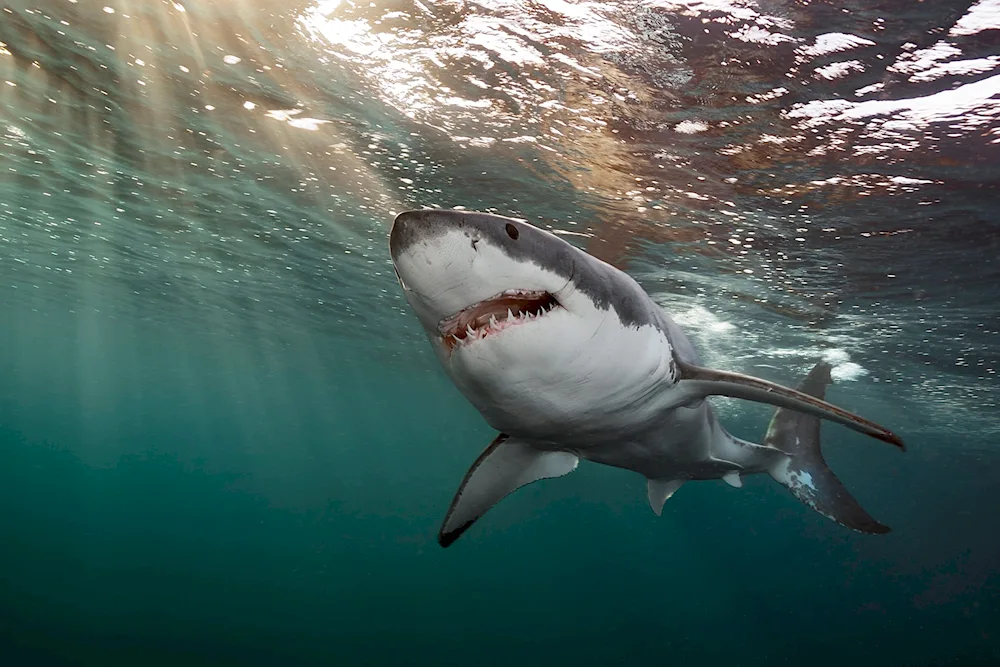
{"left": 438, "top": 290, "right": 559, "bottom": 350}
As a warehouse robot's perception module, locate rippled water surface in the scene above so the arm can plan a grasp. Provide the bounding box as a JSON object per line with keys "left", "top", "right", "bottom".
{"left": 0, "top": 1, "right": 998, "bottom": 665}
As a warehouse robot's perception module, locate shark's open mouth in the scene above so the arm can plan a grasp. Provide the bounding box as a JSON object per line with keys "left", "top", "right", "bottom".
{"left": 438, "top": 289, "right": 559, "bottom": 351}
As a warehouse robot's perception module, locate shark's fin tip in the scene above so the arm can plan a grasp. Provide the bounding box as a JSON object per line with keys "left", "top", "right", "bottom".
{"left": 437, "top": 434, "right": 578, "bottom": 548}
{"left": 647, "top": 478, "right": 685, "bottom": 516}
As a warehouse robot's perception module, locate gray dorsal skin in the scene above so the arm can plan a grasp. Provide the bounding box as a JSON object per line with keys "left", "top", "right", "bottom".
{"left": 388, "top": 209, "right": 903, "bottom": 547}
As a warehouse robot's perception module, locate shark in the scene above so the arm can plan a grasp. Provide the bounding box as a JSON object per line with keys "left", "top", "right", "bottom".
{"left": 388, "top": 208, "right": 903, "bottom": 547}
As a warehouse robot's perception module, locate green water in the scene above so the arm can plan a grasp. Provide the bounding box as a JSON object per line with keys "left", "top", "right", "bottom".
{"left": 1, "top": 305, "right": 995, "bottom": 665}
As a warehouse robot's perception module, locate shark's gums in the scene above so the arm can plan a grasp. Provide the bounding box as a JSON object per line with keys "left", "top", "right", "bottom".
{"left": 389, "top": 209, "right": 904, "bottom": 547}
{"left": 438, "top": 289, "right": 560, "bottom": 351}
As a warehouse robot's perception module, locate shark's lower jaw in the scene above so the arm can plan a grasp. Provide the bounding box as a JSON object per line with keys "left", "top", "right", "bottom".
{"left": 438, "top": 289, "right": 560, "bottom": 351}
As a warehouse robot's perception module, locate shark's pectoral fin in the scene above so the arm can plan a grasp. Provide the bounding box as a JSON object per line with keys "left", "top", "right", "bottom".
{"left": 647, "top": 479, "right": 685, "bottom": 516}
{"left": 438, "top": 434, "right": 579, "bottom": 548}
{"left": 675, "top": 361, "right": 904, "bottom": 450}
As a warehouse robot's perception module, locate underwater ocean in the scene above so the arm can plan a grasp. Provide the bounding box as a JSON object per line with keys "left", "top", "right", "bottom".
{"left": 0, "top": 0, "right": 998, "bottom": 664}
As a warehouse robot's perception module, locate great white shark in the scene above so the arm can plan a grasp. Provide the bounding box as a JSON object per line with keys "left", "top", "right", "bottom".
{"left": 388, "top": 209, "right": 903, "bottom": 547}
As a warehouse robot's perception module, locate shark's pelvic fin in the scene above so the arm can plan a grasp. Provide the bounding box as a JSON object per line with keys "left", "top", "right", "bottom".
{"left": 676, "top": 360, "right": 904, "bottom": 450}
{"left": 647, "top": 479, "right": 685, "bottom": 516}
{"left": 765, "top": 362, "right": 891, "bottom": 535}
{"left": 722, "top": 472, "right": 743, "bottom": 488}
{"left": 438, "top": 434, "right": 579, "bottom": 547}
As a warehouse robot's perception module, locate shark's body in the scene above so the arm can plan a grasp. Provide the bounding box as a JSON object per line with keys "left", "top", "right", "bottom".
{"left": 388, "top": 209, "right": 903, "bottom": 546}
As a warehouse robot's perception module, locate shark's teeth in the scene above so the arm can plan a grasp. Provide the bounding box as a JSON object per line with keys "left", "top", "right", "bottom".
{"left": 439, "top": 290, "right": 560, "bottom": 350}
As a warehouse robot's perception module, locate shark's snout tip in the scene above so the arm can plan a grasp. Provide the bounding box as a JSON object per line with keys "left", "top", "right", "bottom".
{"left": 389, "top": 209, "right": 451, "bottom": 259}
{"left": 389, "top": 210, "right": 422, "bottom": 259}
{"left": 392, "top": 209, "right": 421, "bottom": 225}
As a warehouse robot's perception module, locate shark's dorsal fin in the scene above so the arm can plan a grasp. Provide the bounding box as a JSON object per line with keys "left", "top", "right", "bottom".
{"left": 647, "top": 479, "right": 685, "bottom": 516}
{"left": 438, "top": 434, "right": 579, "bottom": 547}
{"left": 675, "top": 360, "right": 904, "bottom": 450}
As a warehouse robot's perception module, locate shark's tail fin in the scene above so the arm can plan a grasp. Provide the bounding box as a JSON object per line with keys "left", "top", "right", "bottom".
{"left": 765, "top": 362, "right": 890, "bottom": 534}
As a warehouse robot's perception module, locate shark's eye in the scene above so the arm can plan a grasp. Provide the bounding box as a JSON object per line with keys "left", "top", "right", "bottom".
{"left": 505, "top": 223, "right": 519, "bottom": 240}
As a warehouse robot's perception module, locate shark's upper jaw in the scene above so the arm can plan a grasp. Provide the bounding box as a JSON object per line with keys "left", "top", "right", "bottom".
{"left": 437, "top": 289, "right": 560, "bottom": 352}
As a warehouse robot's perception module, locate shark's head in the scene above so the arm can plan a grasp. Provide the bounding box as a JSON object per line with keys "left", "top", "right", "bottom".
{"left": 390, "top": 209, "right": 579, "bottom": 349}
{"left": 389, "top": 209, "right": 678, "bottom": 437}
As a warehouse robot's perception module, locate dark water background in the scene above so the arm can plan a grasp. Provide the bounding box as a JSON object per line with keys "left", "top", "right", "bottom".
{"left": 0, "top": 0, "right": 998, "bottom": 664}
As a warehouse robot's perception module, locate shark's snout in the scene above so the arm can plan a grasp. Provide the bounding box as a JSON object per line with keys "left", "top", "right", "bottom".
{"left": 390, "top": 209, "right": 524, "bottom": 262}
{"left": 389, "top": 210, "right": 434, "bottom": 262}
{"left": 389, "top": 209, "right": 478, "bottom": 303}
